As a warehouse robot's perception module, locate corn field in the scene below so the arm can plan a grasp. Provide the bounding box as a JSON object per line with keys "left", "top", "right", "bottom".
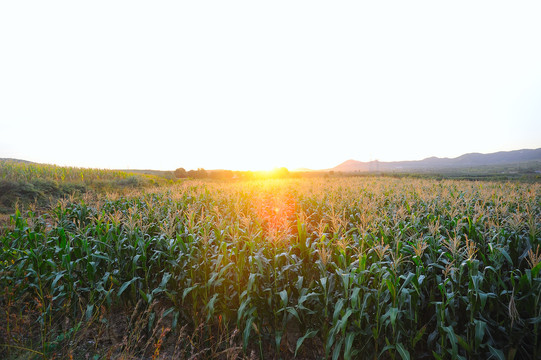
{"left": 0, "top": 161, "right": 134, "bottom": 183}
{"left": 1, "top": 177, "right": 540, "bottom": 359}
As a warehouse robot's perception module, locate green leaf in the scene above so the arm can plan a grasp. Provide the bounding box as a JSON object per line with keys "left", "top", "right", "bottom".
{"left": 85, "top": 304, "right": 94, "bottom": 321}
{"left": 340, "top": 309, "right": 353, "bottom": 333}
{"left": 528, "top": 315, "right": 541, "bottom": 324}
{"left": 457, "top": 334, "right": 471, "bottom": 353}
{"left": 138, "top": 289, "right": 149, "bottom": 303}
{"left": 350, "top": 287, "right": 361, "bottom": 305}
{"left": 287, "top": 307, "right": 301, "bottom": 322}
{"left": 341, "top": 272, "right": 350, "bottom": 292}
{"left": 182, "top": 285, "right": 197, "bottom": 301}
{"left": 332, "top": 339, "right": 343, "bottom": 360}
{"left": 475, "top": 320, "right": 486, "bottom": 345}
{"left": 326, "top": 326, "right": 338, "bottom": 357}
{"left": 380, "top": 344, "right": 395, "bottom": 357}
{"left": 333, "top": 299, "right": 345, "bottom": 322}
{"left": 275, "top": 331, "right": 283, "bottom": 352}
{"left": 171, "top": 311, "right": 179, "bottom": 329}
{"left": 243, "top": 317, "right": 253, "bottom": 350}
{"left": 412, "top": 325, "right": 426, "bottom": 348}
{"left": 399, "top": 272, "right": 415, "bottom": 293}
{"left": 396, "top": 343, "right": 410, "bottom": 360}
{"left": 389, "top": 307, "right": 398, "bottom": 327}
{"left": 51, "top": 271, "right": 65, "bottom": 289}
{"left": 148, "top": 311, "right": 155, "bottom": 332}
{"left": 344, "top": 332, "right": 356, "bottom": 360}
{"left": 386, "top": 278, "right": 395, "bottom": 297}
{"left": 159, "top": 272, "right": 172, "bottom": 289}
{"left": 295, "top": 276, "right": 304, "bottom": 291}
{"left": 205, "top": 294, "right": 219, "bottom": 321}
{"left": 295, "top": 329, "right": 318, "bottom": 357}
{"left": 298, "top": 292, "right": 317, "bottom": 307}
{"left": 279, "top": 289, "right": 288, "bottom": 307}
{"left": 237, "top": 298, "right": 251, "bottom": 324}
{"left": 443, "top": 326, "right": 458, "bottom": 358}
{"left": 117, "top": 277, "right": 140, "bottom": 298}
{"left": 532, "top": 261, "right": 541, "bottom": 277}
{"left": 488, "top": 345, "right": 505, "bottom": 360}
{"left": 320, "top": 276, "right": 328, "bottom": 291}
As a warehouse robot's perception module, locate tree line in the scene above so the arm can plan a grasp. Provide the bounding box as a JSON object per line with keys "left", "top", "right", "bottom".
{"left": 173, "top": 167, "right": 292, "bottom": 180}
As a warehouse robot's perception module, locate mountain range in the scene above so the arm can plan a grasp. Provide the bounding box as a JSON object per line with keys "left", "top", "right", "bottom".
{"left": 330, "top": 148, "right": 541, "bottom": 172}
{"left": 3, "top": 148, "right": 541, "bottom": 174}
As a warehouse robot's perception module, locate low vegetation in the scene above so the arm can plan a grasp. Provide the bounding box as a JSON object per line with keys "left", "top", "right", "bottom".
{"left": 1, "top": 165, "right": 540, "bottom": 359}
{"left": 0, "top": 160, "right": 168, "bottom": 214}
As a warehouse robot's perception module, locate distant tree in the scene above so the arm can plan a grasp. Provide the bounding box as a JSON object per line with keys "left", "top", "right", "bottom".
{"left": 210, "top": 170, "right": 234, "bottom": 180}
{"left": 196, "top": 168, "right": 208, "bottom": 178}
{"left": 187, "top": 168, "right": 208, "bottom": 179}
{"left": 274, "top": 167, "right": 290, "bottom": 178}
{"left": 174, "top": 168, "right": 187, "bottom": 178}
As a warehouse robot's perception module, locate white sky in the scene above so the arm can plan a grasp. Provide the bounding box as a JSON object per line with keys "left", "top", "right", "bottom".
{"left": 1, "top": 1, "right": 540, "bottom": 171}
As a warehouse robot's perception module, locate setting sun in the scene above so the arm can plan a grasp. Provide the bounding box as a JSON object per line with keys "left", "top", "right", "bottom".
{"left": 2, "top": 2, "right": 540, "bottom": 171}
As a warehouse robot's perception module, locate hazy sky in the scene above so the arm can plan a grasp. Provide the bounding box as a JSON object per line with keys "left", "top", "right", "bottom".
{"left": 1, "top": 1, "right": 540, "bottom": 171}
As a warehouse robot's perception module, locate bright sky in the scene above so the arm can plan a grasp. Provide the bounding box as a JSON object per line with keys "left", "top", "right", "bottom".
{"left": 1, "top": 1, "right": 540, "bottom": 171}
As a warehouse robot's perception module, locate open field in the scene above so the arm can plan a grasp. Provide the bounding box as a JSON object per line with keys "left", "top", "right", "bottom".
{"left": 1, "top": 174, "right": 540, "bottom": 359}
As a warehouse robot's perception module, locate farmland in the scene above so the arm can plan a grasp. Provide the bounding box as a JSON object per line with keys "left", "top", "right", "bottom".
{"left": 1, "top": 167, "right": 540, "bottom": 359}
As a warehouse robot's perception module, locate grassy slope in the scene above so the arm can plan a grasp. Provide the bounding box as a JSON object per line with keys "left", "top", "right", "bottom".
{"left": 0, "top": 160, "right": 175, "bottom": 214}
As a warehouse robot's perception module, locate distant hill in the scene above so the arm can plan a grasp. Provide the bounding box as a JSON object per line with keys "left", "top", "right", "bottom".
{"left": 331, "top": 148, "right": 541, "bottom": 172}
{"left": 0, "top": 158, "right": 36, "bottom": 164}
{"left": 5, "top": 148, "right": 541, "bottom": 177}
